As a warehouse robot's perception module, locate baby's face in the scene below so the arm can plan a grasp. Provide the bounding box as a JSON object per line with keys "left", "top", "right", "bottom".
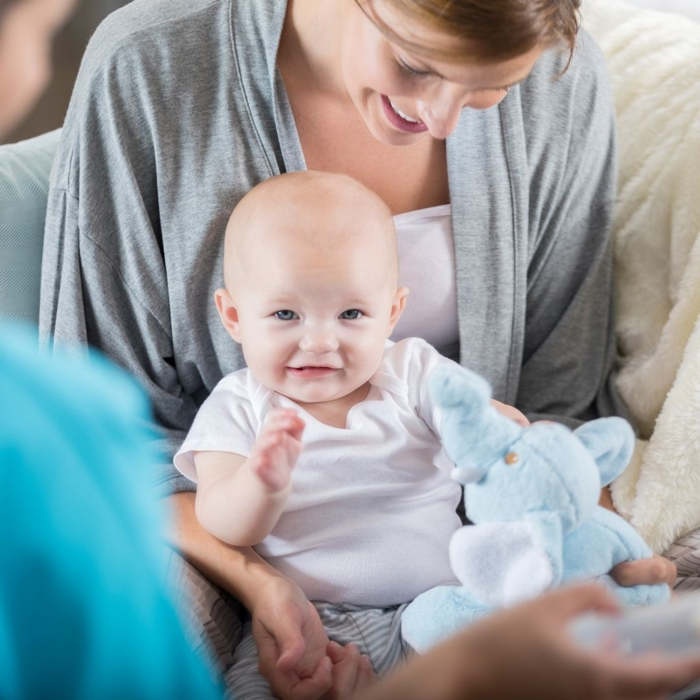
{"left": 220, "top": 221, "right": 406, "bottom": 406}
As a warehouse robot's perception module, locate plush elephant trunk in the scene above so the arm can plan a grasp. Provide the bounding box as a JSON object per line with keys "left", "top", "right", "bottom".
{"left": 430, "top": 365, "right": 523, "bottom": 484}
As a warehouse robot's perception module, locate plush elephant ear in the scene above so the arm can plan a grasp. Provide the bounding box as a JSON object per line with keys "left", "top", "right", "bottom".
{"left": 430, "top": 364, "right": 491, "bottom": 421}
{"left": 430, "top": 364, "right": 521, "bottom": 482}
{"left": 574, "top": 417, "right": 636, "bottom": 486}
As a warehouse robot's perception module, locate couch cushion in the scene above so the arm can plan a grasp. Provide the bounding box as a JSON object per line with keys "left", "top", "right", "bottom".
{"left": 0, "top": 130, "right": 61, "bottom": 326}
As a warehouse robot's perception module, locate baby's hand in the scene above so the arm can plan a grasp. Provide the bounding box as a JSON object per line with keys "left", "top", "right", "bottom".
{"left": 491, "top": 399, "right": 529, "bottom": 427}
{"left": 248, "top": 408, "right": 305, "bottom": 493}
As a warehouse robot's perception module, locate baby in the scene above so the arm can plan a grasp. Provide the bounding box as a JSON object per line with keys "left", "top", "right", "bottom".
{"left": 174, "top": 171, "right": 527, "bottom": 697}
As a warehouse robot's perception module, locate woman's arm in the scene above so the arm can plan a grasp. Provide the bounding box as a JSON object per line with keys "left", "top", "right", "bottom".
{"left": 166, "top": 492, "right": 334, "bottom": 700}
{"left": 516, "top": 31, "right": 626, "bottom": 426}
{"left": 165, "top": 492, "right": 289, "bottom": 609}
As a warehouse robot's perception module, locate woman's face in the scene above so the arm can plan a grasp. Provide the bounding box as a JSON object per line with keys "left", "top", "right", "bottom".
{"left": 0, "top": 0, "right": 77, "bottom": 138}
{"left": 339, "top": 0, "right": 544, "bottom": 145}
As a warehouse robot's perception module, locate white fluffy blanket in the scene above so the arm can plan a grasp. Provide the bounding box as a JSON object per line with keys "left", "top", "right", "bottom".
{"left": 583, "top": 0, "right": 700, "bottom": 553}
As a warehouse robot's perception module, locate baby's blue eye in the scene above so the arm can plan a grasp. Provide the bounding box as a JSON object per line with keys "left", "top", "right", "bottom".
{"left": 339, "top": 309, "right": 362, "bottom": 320}
{"left": 274, "top": 310, "right": 298, "bottom": 321}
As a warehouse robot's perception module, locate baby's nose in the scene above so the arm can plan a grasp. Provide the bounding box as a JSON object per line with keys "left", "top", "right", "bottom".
{"left": 299, "top": 327, "right": 339, "bottom": 353}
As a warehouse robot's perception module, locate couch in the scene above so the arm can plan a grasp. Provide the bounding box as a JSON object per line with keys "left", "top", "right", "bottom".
{"left": 1, "top": 0, "right": 698, "bottom": 673}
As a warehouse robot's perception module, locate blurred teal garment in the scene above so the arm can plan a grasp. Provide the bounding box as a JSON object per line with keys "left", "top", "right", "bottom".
{"left": 0, "top": 323, "right": 223, "bottom": 699}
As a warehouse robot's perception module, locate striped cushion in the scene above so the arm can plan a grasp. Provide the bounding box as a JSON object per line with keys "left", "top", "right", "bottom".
{"left": 0, "top": 130, "right": 61, "bottom": 326}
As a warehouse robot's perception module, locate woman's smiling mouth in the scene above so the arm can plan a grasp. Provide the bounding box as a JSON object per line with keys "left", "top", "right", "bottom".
{"left": 381, "top": 95, "right": 427, "bottom": 133}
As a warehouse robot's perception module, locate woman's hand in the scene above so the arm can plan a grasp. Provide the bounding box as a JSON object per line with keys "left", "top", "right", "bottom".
{"left": 490, "top": 399, "right": 529, "bottom": 427}
{"left": 612, "top": 555, "right": 677, "bottom": 588}
{"left": 251, "top": 575, "right": 333, "bottom": 700}
{"left": 457, "top": 583, "right": 700, "bottom": 700}
{"left": 356, "top": 583, "right": 700, "bottom": 700}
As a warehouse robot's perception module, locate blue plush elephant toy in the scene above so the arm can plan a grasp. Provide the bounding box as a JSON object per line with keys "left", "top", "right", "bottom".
{"left": 401, "top": 365, "right": 670, "bottom": 653}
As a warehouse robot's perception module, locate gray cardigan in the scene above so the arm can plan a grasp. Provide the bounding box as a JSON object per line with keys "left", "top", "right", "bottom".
{"left": 40, "top": 0, "right": 626, "bottom": 494}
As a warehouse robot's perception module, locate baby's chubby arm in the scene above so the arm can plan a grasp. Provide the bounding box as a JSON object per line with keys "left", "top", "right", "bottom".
{"left": 193, "top": 409, "right": 305, "bottom": 546}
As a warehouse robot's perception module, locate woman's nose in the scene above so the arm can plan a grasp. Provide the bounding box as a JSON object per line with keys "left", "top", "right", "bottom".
{"left": 417, "top": 85, "right": 507, "bottom": 139}
{"left": 417, "top": 97, "right": 462, "bottom": 140}
{"left": 299, "top": 326, "right": 339, "bottom": 353}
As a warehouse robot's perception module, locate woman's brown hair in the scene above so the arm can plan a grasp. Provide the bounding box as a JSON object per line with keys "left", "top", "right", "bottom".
{"left": 357, "top": 0, "right": 582, "bottom": 65}
{"left": 0, "top": 0, "right": 21, "bottom": 21}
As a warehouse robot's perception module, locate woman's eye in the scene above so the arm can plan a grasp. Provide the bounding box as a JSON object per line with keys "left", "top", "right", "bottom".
{"left": 339, "top": 309, "right": 362, "bottom": 320}
{"left": 274, "top": 310, "right": 298, "bottom": 321}
{"left": 397, "top": 58, "right": 431, "bottom": 78}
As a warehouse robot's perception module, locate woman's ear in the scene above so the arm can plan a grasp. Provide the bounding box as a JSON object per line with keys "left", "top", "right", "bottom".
{"left": 387, "top": 286, "right": 409, "bottom": 335}
{"left": 214, "top": 288, "right": 242, "bottom": 343}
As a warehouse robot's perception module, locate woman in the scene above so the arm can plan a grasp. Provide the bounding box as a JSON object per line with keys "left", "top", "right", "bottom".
{"left": 37, "top": 0, "right": 678, "bottom": 697}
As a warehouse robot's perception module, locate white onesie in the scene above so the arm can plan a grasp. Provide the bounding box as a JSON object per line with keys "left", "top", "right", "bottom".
{"left": 175, "top": 337, "right": 462, "bottom": 607}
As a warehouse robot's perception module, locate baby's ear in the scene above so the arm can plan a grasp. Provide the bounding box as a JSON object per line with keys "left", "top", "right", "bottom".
{"left": 387, "top": 286, "right": 409, "bottom": 335}
{"left": 214, "top": 288, "right": 242, "bottom": 343}
{"left": 574, "top": 417, "right": 635, "bottom": 486}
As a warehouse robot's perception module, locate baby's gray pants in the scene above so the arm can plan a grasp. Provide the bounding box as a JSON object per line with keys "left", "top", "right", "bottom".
{"left": 224, "top": 602, "right": 412, "bottom": 699}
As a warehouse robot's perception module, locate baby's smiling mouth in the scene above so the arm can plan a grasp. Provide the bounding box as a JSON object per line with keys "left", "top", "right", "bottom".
{"left": 287, "top": 366, "right": 341, "bottom": 377}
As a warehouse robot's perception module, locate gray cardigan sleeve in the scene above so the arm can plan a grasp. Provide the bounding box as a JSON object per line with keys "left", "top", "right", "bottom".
{"left": 40, "top": 20, "right": 201, "bottom": 496}
{"left": 516, "top": 34, "right": 629, "bottom": 426}
{"left": 40, "top": 191, "right": 196, "bottom": 495}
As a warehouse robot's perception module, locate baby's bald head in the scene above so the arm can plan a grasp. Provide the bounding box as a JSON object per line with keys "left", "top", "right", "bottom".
{"left": 215, "top": 172, "right": 410, "bottom": 399}
{"left": 223, "top": 171, "right": 398, "bottom": 295}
